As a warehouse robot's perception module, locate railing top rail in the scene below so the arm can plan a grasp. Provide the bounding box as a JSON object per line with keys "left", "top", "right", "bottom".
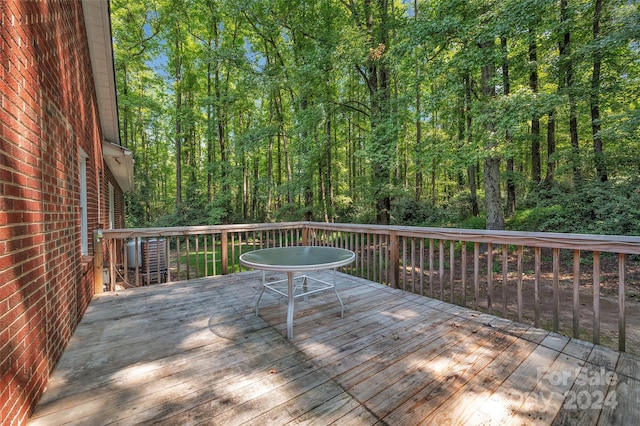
{"left": 102, "top": 221, "right": 640, "bottom": 254}
{"left": 101, "top": 222, "right": 305, "bottom": 239}
{"left": 304, "top": 222, "right": 640, "bottom": 254}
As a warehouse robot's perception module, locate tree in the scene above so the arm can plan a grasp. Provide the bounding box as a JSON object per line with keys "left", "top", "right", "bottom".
{"left": 590, "top": 0, "right": 606, "bottom": 182}
{"left": 112, "top": 0, "right": 640, "bottom": 229}
{"left": 343, "top": 0, "right": 396, "bottom": 225}
{"left": 559, "top": 0, "right": 582, "bottom": 186}
{"left": 480, "top": 37, "right": 505, "bottom": 231}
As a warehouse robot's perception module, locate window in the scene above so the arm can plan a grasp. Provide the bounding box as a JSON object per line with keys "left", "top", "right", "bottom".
{"left": 80, "top": 151, "right": 88, "bottom": 255}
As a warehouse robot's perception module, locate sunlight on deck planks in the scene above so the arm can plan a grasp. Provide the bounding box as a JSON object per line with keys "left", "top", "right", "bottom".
{"left": 29, "top": 271, "right": 640, "bottom": 425}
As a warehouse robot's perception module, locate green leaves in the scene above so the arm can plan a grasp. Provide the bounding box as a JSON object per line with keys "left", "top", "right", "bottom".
{"left": 112, "top": 0, "right": 640, "bottom": 231}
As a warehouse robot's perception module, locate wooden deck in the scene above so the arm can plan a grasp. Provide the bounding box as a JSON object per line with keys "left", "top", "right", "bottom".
{"left": 29, "top": 271, "right": 640, "bottom": 425}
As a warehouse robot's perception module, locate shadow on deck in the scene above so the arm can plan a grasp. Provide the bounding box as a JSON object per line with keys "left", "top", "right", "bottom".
{"left": 29, "top": 271, "right": 640, "bottom": 425}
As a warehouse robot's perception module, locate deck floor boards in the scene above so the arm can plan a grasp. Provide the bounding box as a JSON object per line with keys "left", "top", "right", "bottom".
{"left": 29, "top": 271, "right": 640, "bottom": 425}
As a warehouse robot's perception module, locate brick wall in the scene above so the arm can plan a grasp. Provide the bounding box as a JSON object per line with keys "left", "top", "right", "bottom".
{"left": 1, "top": 1, "right": 109, "bottom": 424}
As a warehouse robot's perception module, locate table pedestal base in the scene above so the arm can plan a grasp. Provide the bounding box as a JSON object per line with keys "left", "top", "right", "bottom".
{"left": 255, "top": 270, "right": 344, "bottom": 339}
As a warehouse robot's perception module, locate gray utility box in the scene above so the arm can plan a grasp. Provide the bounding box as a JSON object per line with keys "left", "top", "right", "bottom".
{"left": 127, "top": 238, "right": 168, "bottom": 284}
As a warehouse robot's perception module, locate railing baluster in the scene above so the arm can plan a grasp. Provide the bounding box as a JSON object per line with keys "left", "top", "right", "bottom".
{"left": 204, "top": 234, "right": 208, "bottom": 277}
{"left": 439, "top": 240, "right": 444, "bottom": 300}
{"left": 144, "top": 237, "right": 151, "bottom": 285}
{"left": 239, "top": 232, "right": 244, "bottom": 269}
{"left": 594, "top": 251, "right": 601, "bottom": 344}
{"left": 517, "top": 245, "right": 523, "bottom": 322}
{"left": 429, "top": 239, "right": 434, "bottom": 298}
{"left": 474, "top": 242, "right": 480, "bottom": 310}
{"left": 619, "top": 253, "right": 626, "bottom": 352}
{"left": 461, "top": 242, "right": 467, "bottom": 306}
{"left": 534, "top": 246, "right": 541, "bottom": 328}
{"left": 364, "top": 233, "right": 369, "bottom": 281}
{"left": 411, "top": 238, "right": 416, "bottom": 294}
{"left": 122, "top": 238, "right": 128, "bottom": 278}
{"left": 374, "top": 233, "right": 379, "bottom": 283}
{"left": 186, "top": 236, "right": 191, "bottom": 281}
{"left": 450, "top": 240, "right": 455, "bottom": 303}
{"left": 176, "top": 236, "right": 181, "bottom": 281}
{"left": 371, "top": 233, "right": 386, "bottom": 284}
{"left": 387, "top": 234, "right": 392, "bottom": 284}
{"left": 402, "top": 237, "right": 407, "bottom": 291}
{"left": 377, "top": 233, "right": 381, "bottom": 283}
{"left": 487, "top": 242, "right": 493, "bottom": 313}
{"left": 195, "top": 236, "right": 200, "bottom": 279}
{"left": 350, "top": 232, "right": 355, "bottom": 275}
{"left": 155, "top": 238, "right": 160, "bottom": 284}
{"left": 165, "top": 238, "right": 170, "bottom": 283}
{"left": 356, "top": 233, "right": 365, "bottom": 277}
{"left": 212, "top": 234, "right": 217, "bottom": 276}
{"left": 231, "top": 233, "right": 236, "bottom": 273}
{"left": 573, "top": 250, "right": 580, "bottom": 339}
{"left": 502, "top": 244, "right": 508, "bottom": 318}
{"left": 135, "top": 237, "right": 140, "bottom": 287}
{"left": 553, "top": 248, "right": 560, "bottom": 333}
{"left": 419, "top": 239, "right": 425, "bottom": 296}
{"left": 109, "top": 238, "right": 115, "bottom": 291}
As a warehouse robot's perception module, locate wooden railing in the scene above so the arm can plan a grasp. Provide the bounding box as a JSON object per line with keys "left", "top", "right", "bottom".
{"left": 96, "top": 222, "right": 640, "bottom": 352}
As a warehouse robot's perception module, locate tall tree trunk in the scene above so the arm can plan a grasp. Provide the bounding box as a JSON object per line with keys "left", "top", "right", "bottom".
{"left": 464, "top": 74, "right": 479, "bottom": 217}
{"left": 325, "top": 114, "right": 333, "bottom": 221}
{"left": 274, "top": 94, "right": 283, "bottom": 194}
{"left": 591, "top": 0, "right": 607, "bottom": 182}
{"left": 373, "top": 52, "right": 392, "bottom": 223}
{"left": 174, "top": 38, "right": 183, "bottom": 207}
{"left": 415, "top": 68, "right": 423, "bottom": 201}
{"left": 560, "top": 0, "right": 581, "bottom": 186}
{"left": 242, "top": 146, "right": 249, "bottom": 221}
{"left": 529, "top": 29, "right": 541, "bottom": 183}
{"left": 252, "top": 157, "right": 260, "bottom": 220}
{"left": 350, "top": 0, "right": 392, "bottom": 225}
{"left": 319, "top": 160, "right": 328, "bottom": 222}
{"left": 413, "top": 0, "right": 422, "bottom": 201}
{"left": 502, "top": 36, "right": 516, "bottom": 216}
{"left": 281, "top": 95, "right": 293, "bottom": 205}
{"left": 206, "top": 41, "right": 214, "bottom": 204}
{"left": 121, "top": 64, "right": 130, "bottom": 149}
{"left": 480, "top": 40, "right": 505, "bottom": 230}
{"left": 267, "top": 128, "right": 274, "bottom": 217}
{"left": 457, "top": 89, "right": 465, "bottom": 192}
{"left": 213, "top": 18, "right": 229, "bottom": 223}
{"left": 544, "top": 109, "right": 557, "bottom": 185}
{"left": 300, "top": 97, "right": 313, "bottom": 221}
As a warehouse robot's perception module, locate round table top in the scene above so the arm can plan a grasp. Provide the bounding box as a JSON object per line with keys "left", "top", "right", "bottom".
{"left": 239, "top": 246, "right": 355, "bottom": 272}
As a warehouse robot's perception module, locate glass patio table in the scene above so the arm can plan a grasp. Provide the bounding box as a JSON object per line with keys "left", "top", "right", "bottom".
{"left": 239, "top": 246, "right": 356, "bottom": 339}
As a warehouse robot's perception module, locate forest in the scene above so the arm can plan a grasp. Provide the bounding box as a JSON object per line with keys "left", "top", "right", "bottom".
{"left": 111, "top": 0, "right": 640, "bottom": 234}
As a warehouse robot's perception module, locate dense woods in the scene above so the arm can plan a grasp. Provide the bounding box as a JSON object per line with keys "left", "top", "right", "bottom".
{"left": 111, "top": 0, "right": 640, "bottom": 234}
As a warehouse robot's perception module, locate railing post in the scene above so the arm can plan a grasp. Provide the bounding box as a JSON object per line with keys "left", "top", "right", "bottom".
{"left": 389, "top": 231, "right": 399, "bottom": 289}
{"left": 619, "top": 253, "right": 626, "bottom": 352}
{"left": 302, "top": 226, "right": 309, "bottom": 246}
{"left": 93, "top": 229, "right": 104, "bottom": 294}
{"left": 221, "top": 230, "right": 229, "bottom": 275}
{"left": 593, "top": 251, "right": 601, "bottom": 345}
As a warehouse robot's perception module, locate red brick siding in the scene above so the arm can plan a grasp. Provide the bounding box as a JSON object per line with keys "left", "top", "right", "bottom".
{"left": 1, "top": 1, "right": 112, "bottom": 424}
